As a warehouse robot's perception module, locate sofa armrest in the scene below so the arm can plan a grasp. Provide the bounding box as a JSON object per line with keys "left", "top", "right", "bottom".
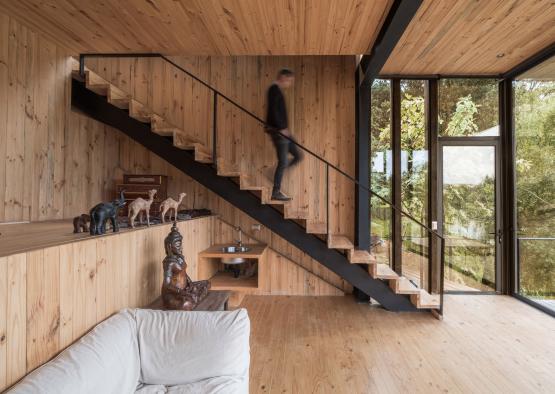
{"left": 135, "top": 308, "right": 250, "bottom": 388}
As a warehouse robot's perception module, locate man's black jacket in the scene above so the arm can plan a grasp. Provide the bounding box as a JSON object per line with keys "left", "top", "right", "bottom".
{"left": 266, "top": 83, "right": 288, "bottom": 131}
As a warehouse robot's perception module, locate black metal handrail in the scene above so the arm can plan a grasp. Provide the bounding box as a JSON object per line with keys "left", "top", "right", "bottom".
{"left": 79, "top": 53, "right": 446, "bottom": 313}
{"left": 79, "top": 53, "right": 443, "bottom": 239}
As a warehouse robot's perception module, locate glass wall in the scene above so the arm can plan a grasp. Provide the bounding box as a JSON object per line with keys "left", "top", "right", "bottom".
{"left": 439, "top": 79, "right": 499, "bottom": 136}
{"left": 370, "top": 79, "right": 392, "bottom": 267}
{"left": 514, "top": 55, "right": 555, "bottom": 312}
{"left": 400, "top": 80, "right": 428, "bottom": 287}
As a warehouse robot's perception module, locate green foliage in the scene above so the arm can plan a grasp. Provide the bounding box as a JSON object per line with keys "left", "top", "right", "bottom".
{"left": 445, "top": 95, "right": 479, "bottom": 136}
{"left": 370, "top": 77, "right": 554, "bottom": 297}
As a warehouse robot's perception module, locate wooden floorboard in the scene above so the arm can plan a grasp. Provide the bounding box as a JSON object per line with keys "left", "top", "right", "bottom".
{"left": 242, "top": 295, "right": 555, "bottom": 393}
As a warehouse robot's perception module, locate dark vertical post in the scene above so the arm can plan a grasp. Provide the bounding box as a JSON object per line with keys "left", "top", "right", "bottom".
{"left": 79, "top": 54, "right": 85, "bottom": 77}
{"left": 427, "top": 79, "right": 439, "bottom": 293}
{"left": 212, "top": 91, "right": 218, "bottom": 166}
{"left": 439, "top": 237, "right": 446, "bottom": 315}
{"left": 499, "top": 78, "right": 516, "bottom": 294}
{"left": 391, "top": 79, "right": 402, "bottom": 275}
{"left": 326, "top": 163, "right": 330, "bottom": 237}
{"left": 355, "top": 68, "right": 371, "bottom": 250}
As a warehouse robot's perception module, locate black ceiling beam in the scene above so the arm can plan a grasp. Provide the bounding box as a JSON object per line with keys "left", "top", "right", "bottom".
{"left": 359, "top": 0, "right": 423, "bottom": 86}
{"left": 502, "top": 42, "right": 555, "bottom": 80}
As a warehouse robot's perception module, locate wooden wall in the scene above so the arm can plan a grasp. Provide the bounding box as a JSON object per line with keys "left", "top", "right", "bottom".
{"left": 0, "top": 214, "right": 343, "bottom": 391}
{"left": 0, "top": 10, "right": 352, "bottom": 287}
{"left": 86, "top": 55, "right": 356, "bottom": 239}
{"left": 0, "top": 217, "right": 213, "bottom": 391}
{"left": 213, "top": 218, "right": 344, "bottom": 296}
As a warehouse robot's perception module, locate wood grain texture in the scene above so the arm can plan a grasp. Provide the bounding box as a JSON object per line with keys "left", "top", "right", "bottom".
{"left": 86, "top": 55, "right": 356, "bottom": 241}
{"left": 0, "top": 13, "right": 352, "bottom": 316}
{"left": 0, "top": 0, "right": 392, "bottom": 55}
{"left": 246, "top": 295, "right": 555, "bottom": 393}
{"left": 381, "top": 0, "right": 555, "bottom": 75}
{"left": 0, "top": 217, "right": 213, "bottom": 391}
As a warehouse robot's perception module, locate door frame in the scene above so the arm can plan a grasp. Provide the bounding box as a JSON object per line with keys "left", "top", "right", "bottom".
{"left": 437, "top": 136, "right": 503, "bottom": 293}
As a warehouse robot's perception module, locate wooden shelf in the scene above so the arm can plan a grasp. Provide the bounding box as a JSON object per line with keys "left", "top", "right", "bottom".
{"left": 198, "top": 243, "right": 267, "bottom": 259}
{"left": 0, "top": 216, "right": 216, "bottom": 258}
{"left": 209, "top": 271, "right": 258, "bottom": 292}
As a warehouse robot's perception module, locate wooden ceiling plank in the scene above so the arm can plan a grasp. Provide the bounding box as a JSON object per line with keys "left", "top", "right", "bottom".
{"left": 382, "top": 0, "right": 555, "bottom": 75}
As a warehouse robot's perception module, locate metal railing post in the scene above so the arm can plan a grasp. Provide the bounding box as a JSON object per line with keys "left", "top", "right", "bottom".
{"left": 212, "top": 91, "right": 218, "bottom": 166}
{"left": 440, "top": 237, "right": 446, "bottom": 315}
{"left": 326, "top": 163, "right": 330, "bottom": 237}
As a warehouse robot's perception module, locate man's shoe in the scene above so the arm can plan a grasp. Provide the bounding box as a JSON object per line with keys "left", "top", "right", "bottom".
{"left": 271, "top": 191, "right": 292, "bottom": 201}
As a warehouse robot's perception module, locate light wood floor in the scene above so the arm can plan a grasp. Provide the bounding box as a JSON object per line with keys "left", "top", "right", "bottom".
{"left": 243, "top": 295, "right": 555, "bottom": 394}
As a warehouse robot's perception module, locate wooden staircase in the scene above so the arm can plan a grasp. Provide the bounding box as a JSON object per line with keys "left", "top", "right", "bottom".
{"left": 71, "top": 58, "right": 440, "bottom": 312}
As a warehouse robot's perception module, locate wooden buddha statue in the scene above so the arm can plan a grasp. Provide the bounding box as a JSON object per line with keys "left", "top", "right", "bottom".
{"left": 161, "top": 222, "right": 210, "bottom": 310}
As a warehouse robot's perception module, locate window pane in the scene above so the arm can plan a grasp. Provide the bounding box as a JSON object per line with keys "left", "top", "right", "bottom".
{"left": 514, "top": 56, "right": 555, "bottom": 311}
{"left": 439, "top": 79, "right": 499, "bottom": 136}
{"left": 400, "top": 80, "right": 428, "bottom": 288}
{"left": 370, "top": 79, "right": 392, "bottom": 267}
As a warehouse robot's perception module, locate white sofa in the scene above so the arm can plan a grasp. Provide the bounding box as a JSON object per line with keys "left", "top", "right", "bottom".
{"left": 8, "top": 308, "right": 250, "bottom": 394}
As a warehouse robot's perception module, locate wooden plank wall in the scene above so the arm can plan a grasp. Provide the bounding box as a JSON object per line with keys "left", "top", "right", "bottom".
{"left": 213, "top": 218, "right": 344, "bottom": 296}
{"left": 0, "top": 217, "right": 213, "bottom": 391}
{"left": 86, "top": 55, "right": 356, "bottom": 240}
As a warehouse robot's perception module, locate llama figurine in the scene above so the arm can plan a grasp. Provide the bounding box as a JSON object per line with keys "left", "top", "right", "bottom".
{"left": 128, "top": 189, "right": 157, "bottom": 228}
{"left": 160, "top": 192, "right": 186, "bottom": 223}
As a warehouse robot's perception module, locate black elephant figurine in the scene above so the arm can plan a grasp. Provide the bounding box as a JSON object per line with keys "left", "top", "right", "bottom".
{"left": 89, "top": 191, "right": 126, "bottom": 235}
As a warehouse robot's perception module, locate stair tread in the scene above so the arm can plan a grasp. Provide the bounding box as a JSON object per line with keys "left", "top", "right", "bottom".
{"left": 390, "top": 277, "right": 420, "bottom": 294}
{"left": 348, "top": 249, "right": 376, "bottom": 264}
{"left": 411, "top": 290, "right": 441, "bottom": 309}
{"left": 129, "top": 99, "right": 152, "bottom": 122}
{"left": 216, "top": 160, "right": 241, "bottom": 177}
{"left": 306, "top": 221, "right": 327, "bottom": 234}
{"left": 328, "top": 234, "right": 353, "bottom": 250}
{"left": 374, "top": 263, "right": 399, "bottom": 280}
{"left": 284, "top": 207, "right": 309, "bottom": 220}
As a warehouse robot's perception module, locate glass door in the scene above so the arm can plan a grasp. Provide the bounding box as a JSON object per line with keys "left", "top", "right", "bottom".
{"left": 439, "top": 140, "right": 501, "bottom": 292}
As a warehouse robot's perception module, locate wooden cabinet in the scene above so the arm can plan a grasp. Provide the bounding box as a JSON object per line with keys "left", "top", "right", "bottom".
{"left": 198, "top": 244, "right": 268, "bottom": 306}
{"left": 115, "top": 174, "right": 168, "bottom": 216}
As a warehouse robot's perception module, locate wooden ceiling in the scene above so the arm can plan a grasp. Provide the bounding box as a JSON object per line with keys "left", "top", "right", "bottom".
{"left": 0, "top": 0, "right": 392, "bottom": 55}
{"left": 381, "top": 0, "right": 555, "bottom": 75}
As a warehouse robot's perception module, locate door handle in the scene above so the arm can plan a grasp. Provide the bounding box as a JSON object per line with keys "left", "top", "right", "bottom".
{"left": 488, "top": 230, "right": 502, "bottom": 244}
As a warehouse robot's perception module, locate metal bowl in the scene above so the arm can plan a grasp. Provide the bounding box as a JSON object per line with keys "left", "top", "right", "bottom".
{"left": 221, "top": 246, "right": 250, "bottom": 253}
{"left": 221, "top": 257, "right": 247, "bottom": 265}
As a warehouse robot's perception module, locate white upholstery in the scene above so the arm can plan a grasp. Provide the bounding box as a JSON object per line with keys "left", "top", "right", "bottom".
{"left": 136, "top": 309, "right": 250, "bottom": 388}
{"left": 8, "top": 310, "right": 140, "bottom": 394}
{"left": 8, "top": 308, "right": 250, "bottom": 394}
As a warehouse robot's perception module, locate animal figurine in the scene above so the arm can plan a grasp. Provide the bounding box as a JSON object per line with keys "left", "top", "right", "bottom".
{"left": 128, "top": 189, "right": 157, "bottom": 228}
{"left": 73, "top": 214, "right": 91, "bottom": 233}
{"left": 160, "top": 192, "right": 186, "bottom": 223}
{"left": 89, "top": 191, "right": 126, "bottom": 235}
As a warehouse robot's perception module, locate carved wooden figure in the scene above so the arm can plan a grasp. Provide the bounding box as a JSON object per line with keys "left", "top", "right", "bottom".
{"left": 161, "top": 222, "right": 210, "bottom": 310}
{"left": 72, "top": 214, "right": 91, "bottom": 233}
{"left": 160, "top": 192, "right": 186, "bottom": 223}
{"left": 128, "top": 189, "right": 157, "bottom": 228}
{"left": 89, "top": 191, "right": 126, "bottom": 235}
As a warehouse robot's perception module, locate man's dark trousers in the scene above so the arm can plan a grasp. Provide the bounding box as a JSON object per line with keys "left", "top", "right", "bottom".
{"left": 271, "top": 133, "right": 303, "bottom": 192}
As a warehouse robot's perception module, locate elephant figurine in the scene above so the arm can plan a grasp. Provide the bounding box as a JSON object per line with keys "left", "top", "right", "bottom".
{"left": 89, "top": 191, "right": 126, "bottom": 235}
{"left": 73, "top": 214, "right": 91, "bottom": 233}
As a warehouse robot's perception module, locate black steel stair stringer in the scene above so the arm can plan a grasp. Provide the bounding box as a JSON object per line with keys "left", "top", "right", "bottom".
{"left": 71, "top": 78, "right": 417, "bottom": 312}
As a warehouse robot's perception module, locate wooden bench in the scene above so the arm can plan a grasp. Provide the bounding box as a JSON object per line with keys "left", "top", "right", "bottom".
{"left": 147, "top": 290, "right": 231, "bottom": 311}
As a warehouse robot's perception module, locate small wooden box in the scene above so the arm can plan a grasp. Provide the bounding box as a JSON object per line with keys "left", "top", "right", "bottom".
{"left": 116, "top": 175, "right": 168, "bottom": 216}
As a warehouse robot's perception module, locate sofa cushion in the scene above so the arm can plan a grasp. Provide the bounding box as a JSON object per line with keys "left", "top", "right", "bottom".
{"left": 8, "top": 309, "right": 140, "bottom": 394}
{"left": 135, "top": 309, "right": 250, "bottom": 387}
{"left": 136, "top": 377, "right": 246, "bottom": 394}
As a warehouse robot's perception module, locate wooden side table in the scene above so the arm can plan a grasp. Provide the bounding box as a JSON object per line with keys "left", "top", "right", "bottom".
{"left": 146, "top": 290, "right": 231, "bottom": 311}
